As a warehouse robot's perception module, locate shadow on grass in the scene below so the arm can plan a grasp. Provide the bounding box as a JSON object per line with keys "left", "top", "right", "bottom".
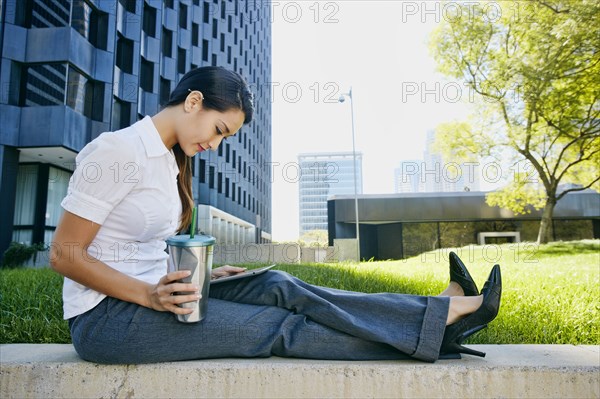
{"left": 532, "top": 240, "right": 600, "bottom": 257}
{"left": 277, "top": 263, "right": 446, "bottom": 296}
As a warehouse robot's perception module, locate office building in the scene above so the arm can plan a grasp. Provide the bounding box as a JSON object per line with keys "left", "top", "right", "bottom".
{"left": 328, "top": 191, "right": 600, "bottom": 260}
{"left": 298, "top": 151, "right": 362, "bottom": 236}
{"left": 0, "top": 0, "right": 272, "bottom": 259}
{"left": 394, "top": 160, "right": 425, "bottom": 193}
{"left": 395, "top": 132, "right": 482, "bottom": 194}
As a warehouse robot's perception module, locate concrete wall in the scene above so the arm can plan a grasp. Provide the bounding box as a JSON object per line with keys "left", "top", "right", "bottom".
{"left": 1, "top": 344, "right": 598, "bottom": 399}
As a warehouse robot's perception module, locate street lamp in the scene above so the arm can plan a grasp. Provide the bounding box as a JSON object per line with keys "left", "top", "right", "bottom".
{"left": 338, "top": 87, "right": 360, "bottom": 261}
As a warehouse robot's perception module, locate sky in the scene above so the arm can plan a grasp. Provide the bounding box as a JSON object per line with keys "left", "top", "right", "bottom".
{"left": 270, "top": 1, "right": 475, "bottom": 241}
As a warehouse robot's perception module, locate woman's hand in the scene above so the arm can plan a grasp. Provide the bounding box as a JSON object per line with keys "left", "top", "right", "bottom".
{"left": 211, "top": 265, "right": 247, "bottom": 280}
{"left": 146, "top": 270, "right": 200, "bottom": 314}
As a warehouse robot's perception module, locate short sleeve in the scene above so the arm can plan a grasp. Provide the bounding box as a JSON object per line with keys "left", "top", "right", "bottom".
{"left": 61, "top": 132, "right": 142, "bottom": 225}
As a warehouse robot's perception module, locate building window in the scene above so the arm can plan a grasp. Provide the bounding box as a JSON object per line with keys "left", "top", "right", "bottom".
{"left": 192, "top": 23, "right": 199, "bottom": 46}
{"left": 227, "top": 46, "right": 231, "bottom": 64}
{"left": 199, "top": 159, "right": 206, "bottom": 183}
{"left": 112, "top": 97, "right": 131, "bottom": 130}
{"left": 220, "top": 33, "right": 225, "bottom": 52}
{"left": 211, "top": 54, "right": 217, "bottom": 66}
{"left": 217, "top": 172, "right": 223, "bottom": 193}
{"left": 140, "top": 57, "right": 154, "bottom": 92}
{"left": 72, "top": 1, "right": 108, "bottom": 50}
{"left": 202, "top": 40, "right": 209, "bottom": 61}
{"left": 160, "top": 77, "right": 171, "bottom": 106}
{"left": 46, "top": 167, "right": 70, "bottom": 229}
{"left": 203, "top": 1, "right": 210, "bottom": 23}
{"left": 30, "top": 0, "right": 70, "bottom": 28}
{"left": 13, "top": 164, "right": 38, "bottom": 227}
{"left": 225, "top": 178, "right": 230, "bottom": 197}
{"left": 7, "top": 62, "right": 24, "bottom": 106}
{"left": 162, "top": 28, "right": 173, "bottom": 57}
{"left": 116, "top": 33, "right": 134, "bottom": 74}
{"left": 67, "top": 66, "right": 104, "bottom": 121}
{"left": 212, "top": 18, "right": 218, "bottom": 38}
{"left": 209, "top": 165, "right": 215, "bottom": 189}
{"left": 164, "top": 0, "right": 175, "bottom": 9}
{"left": 12, "top": 164, "right": 39, "bottom": 244}
{"left": 178, "top": 47, "right": 187, "bottom": 74}
{"left": 179, "top": 3, "right": 188, "bottom": 29}
{"left": 143, "top": 3, "right": 157, "bottom": 38}
{"left": 22, "top": 63, "right": 67, "bottom": 107}
{"left": 119, "top": 0, "right": 136, "bottom": 13}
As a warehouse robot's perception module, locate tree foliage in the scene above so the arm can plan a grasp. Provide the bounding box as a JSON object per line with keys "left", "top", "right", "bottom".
{"left": 430, "top": 0, "right": 600, "bottom": 243}
{"left": 298, "top": 229, "right": 329, "bottom": 246}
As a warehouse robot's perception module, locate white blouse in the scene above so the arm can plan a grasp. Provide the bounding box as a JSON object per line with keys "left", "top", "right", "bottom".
{"left": 60, "top": 116, "right": 182, "bottom": 319}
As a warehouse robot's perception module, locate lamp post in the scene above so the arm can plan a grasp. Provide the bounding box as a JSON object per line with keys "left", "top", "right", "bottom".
{"left": 338, "top": 87, "right": 360, "bottom": 261}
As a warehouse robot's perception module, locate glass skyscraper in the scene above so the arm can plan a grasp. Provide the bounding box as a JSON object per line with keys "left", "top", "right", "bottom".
{"left": 298, "top": 152, "right": 363, "bottom": 236}
{"left": 0, "top": 0, "right": 272, "bottom": 259}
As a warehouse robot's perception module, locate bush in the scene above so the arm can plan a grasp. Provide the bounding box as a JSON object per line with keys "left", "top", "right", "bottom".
{"left": 2, "top": 242, "right": 46, "bottom": 268}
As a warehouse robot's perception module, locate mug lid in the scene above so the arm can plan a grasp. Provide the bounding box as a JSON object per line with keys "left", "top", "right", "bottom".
{"left": 166, "top": 234, "right": 216, "bottom": 247}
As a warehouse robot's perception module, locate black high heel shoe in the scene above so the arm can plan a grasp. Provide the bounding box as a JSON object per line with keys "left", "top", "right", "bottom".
{"left": 440, "top": 264, "right": 502, "bottom": 358}
{"left": 449, "top": 251, "right": 479, "bottom": 296}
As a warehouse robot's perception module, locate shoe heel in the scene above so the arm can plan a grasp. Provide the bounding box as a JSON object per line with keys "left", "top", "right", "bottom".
{"left": 443, "top": 342, "right": 486, "bottom": 357}
{"left": 457, "top": 345, "right": 486, "bottom": 358}
{"left": 459, "top": 324, "right": 487, "bottom": 343}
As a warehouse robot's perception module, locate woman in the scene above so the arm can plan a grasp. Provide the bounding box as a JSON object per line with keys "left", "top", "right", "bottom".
{"left": 51, "top": 66, "right": 501, "bottom": 364}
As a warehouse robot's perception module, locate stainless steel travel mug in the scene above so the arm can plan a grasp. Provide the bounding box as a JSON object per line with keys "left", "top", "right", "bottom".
{"left": 166, "top": 234, "right": 215, "bottom": 323}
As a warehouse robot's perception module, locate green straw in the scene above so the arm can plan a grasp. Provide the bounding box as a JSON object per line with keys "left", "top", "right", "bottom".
{"left": 190, "top": 207, "right": 197, "bottom": 239}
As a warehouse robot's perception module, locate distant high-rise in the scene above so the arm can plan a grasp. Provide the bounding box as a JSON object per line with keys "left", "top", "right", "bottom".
{"left": 394, "top": 160, "right": 425, "bottom": 193}
{"left": 298, "top": 152, "right": 363, "bottom": 235}
{"left": 0, "top": 0, "right": 272, "bottom": 258}
{"left": 423, "top": 130, "right": 480, "bottom": 192}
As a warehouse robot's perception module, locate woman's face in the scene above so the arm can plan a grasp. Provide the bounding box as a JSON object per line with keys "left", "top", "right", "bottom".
{"left": 176, "top": 91, "right": 245, "bottom": 156}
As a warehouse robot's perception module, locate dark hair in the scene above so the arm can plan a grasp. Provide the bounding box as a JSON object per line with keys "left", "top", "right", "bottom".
{"left": 166, "top": 66, "right": 254, "bottom": 233}
{"left": 166, "top": 66, "right": 254, "bottom": 123}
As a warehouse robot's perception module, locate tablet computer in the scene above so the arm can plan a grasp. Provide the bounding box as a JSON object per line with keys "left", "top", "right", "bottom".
{"left": 210, "top": 264, "right": 276, "bottom": 285}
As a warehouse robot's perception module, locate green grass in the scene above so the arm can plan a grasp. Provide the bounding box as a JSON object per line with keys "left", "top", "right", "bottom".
{"left": 1, "top": 240, "right": 598, "bottom": 345}
{"left": 0, "top": 268, "right": 70, "bottom": 343}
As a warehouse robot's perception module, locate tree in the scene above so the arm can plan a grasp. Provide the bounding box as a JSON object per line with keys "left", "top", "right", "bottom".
{"left": 430, "top": 0, "right": 600, "bottom": 243}
{"left": 298, "top": 229, "right": 329, "bottom": 246}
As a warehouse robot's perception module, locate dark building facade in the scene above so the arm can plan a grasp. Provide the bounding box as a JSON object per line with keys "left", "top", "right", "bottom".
{"left": 328, "top": 191, "right": 600, "bottom": 260}
{"left": 0, "top": 0, "right": 272, "bottom": 259}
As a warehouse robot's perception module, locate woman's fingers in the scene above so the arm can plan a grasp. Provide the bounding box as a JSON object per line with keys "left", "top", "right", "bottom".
{"left": 169, "top": 293, "right": 201, "bottom": 313}
{"left": 161, "top": 270, "right": 192, "bottom": 284}
{"left": 222, "top": 265, "right": 247, "bottom": 273}
{"left": 165, "top": 282, "right": 199, "bottom": 294}
{"left": 212, "top": 265, "right": 247, "bottom": 278}
{"left": 150, "top": 271, "right": 203, "bottom": 314}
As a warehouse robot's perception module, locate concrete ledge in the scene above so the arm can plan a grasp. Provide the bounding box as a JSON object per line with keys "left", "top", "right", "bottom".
{"left": 1, "top": 344, "right": 598, "bottom": 398}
